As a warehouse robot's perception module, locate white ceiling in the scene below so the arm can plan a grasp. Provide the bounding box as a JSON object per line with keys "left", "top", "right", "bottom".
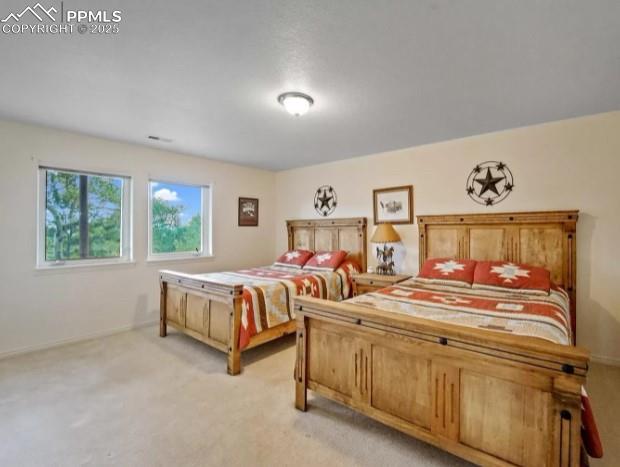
{"left": 1, "top": 0, "right": 619, "bottom": 170}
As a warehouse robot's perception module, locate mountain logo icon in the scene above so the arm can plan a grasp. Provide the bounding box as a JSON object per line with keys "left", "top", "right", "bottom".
{"left": 1, "top": 3, "right": 57, "bottom": 22}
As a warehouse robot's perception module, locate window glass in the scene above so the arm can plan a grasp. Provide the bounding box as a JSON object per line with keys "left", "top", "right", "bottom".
{"left": 44, "top": 169, "right": 125, "bottom": 262}
{"left": 150, "top": 181, "right": 206, "bottom": 255}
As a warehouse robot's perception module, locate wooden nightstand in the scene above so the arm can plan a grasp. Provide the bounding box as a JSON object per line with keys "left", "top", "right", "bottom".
{"left": 352, "top": 273, "right": 412, "bottom": 296}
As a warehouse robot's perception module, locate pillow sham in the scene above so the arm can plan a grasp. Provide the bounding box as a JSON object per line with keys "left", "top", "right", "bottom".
{"left": 274, "top": 249, "right": 314, "bottom": 269}
{"left": 303, "top": 250, "right": 348, "bottom": 271}
{"left": 472, "top": 260, "right": 551, "bottom": 296}
{"left": 413, "top": 258, "right": 477, "bottom": 288}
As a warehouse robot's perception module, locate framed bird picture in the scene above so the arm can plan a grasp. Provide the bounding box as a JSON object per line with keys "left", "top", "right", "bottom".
{"left": 373, "top": 185, "right": 414, "bottom": 224}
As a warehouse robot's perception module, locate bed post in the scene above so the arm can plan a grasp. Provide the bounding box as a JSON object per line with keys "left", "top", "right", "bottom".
{"left": 295, "top": 314, "right": 308, "bottom": 411}
{"left": 159, "top": 278, "right": 167, "bottom": 338}
{"left": 552, "top": 376, "right": 583, "bottom": 467}
{"left": 227, "top": 296, "right": 243, "bottom": 375}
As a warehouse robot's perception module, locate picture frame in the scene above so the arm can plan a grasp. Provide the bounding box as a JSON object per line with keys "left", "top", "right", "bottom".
{"left": 238, "top": 197, "right": 259, "bottom": 226}
{"left": 373, "top": 185, "right": 414, "bottom": 224}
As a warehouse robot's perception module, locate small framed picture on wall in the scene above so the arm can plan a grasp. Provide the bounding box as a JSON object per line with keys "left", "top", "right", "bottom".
{"left": 238, "top": 197, "right": 259, "bottom": 226}
{"left": 373, "top": 185, "right": 414, "bottom": 224}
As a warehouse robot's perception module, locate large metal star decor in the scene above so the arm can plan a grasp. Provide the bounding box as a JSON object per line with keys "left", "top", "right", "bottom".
{"left": 314, "top": 185, "right": 337, "bottom": 217}
{"left": 466, "top": 161, "right": 514, "bottom": 206}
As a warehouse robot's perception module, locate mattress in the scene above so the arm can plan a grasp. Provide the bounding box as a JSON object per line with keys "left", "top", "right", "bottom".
{"left": 193, "top": 262, "right": 360, "bottom": 349}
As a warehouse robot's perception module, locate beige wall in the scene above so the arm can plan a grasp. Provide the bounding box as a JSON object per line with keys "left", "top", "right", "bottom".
{"left": 2, "top": 113, "right": 619, "bottom": 364}
{"left": 275, "top": 112, "right": 620, "bottom": 364}
{"left": 0, "top": 120, "right": 276, "bottom": 357}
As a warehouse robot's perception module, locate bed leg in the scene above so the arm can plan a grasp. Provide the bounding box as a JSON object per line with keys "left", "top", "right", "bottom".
{"left": 295, "top": 379, "right": 307, "bottom": 411}
{"left": 159, "top": 280, "right": 167, "bottom": 337}
{"left": 227, "top": 299, "right": 242, "bottom": 375}
{"left": 227, "top": 348, "right": 241, "bottom": 376}
{"left": 295, "top": 317, "right": 308, "bottom": 411}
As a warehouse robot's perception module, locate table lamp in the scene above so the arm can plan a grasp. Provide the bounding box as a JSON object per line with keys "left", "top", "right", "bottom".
{"left": 371, "top": 223, "right": 401, "bottom": 275}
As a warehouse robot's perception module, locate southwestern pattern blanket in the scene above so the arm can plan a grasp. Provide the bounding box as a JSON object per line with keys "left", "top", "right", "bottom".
{"left": 349, "top": 280, "right": 572, "bottom": 344}
{"left": 193, "top": 261, "right": 360, "bottom": 349}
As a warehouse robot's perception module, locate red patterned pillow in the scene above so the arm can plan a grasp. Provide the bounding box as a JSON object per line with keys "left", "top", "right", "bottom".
{"left": 473, "top": 261, "right": 550, "bottom": 295}
{"left": 274, "top": 249, "right": 314, "bottom": 269}
{"left": 303, "top": 250, "right": 348, "bottom": 271}
{"left": 414, "top": 258, "right": 477, "bottom": 288}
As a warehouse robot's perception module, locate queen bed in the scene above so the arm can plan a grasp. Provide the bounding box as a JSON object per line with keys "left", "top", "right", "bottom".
{"left": 159, "top": 217, "right": 367, "bottom": 375}
{"left": 294, "top": 211, "right": 602, "bottom": 466}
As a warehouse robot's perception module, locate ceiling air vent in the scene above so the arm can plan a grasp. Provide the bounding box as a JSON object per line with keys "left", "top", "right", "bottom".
{"left": 147, "top": 135, "right": 173, "bottom": 143}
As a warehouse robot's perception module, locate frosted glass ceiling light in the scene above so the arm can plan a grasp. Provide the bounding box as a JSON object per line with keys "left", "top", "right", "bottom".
{"left": 278, "top": 92, "right": 314, "bottom": 116}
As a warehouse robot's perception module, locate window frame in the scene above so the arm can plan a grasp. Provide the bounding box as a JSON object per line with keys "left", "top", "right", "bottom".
{"left": 147, "top": 179, "right": 212, "bottom": 262}
{"left": 36, "top": 166, "right": 133, "bottom": 269}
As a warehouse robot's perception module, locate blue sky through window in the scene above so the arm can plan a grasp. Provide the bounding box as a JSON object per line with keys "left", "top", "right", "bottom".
{"left": 151, "top": 181, "right": 201, "bottom": 225}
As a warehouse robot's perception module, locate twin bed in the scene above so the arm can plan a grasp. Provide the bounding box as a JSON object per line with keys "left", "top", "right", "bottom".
{"left": 159, "top": 211, "right": 600, "bottom": 466}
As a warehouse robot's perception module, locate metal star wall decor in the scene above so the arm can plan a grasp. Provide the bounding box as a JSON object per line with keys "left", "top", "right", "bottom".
{"left": 314, "top": 185, "right": 337, "bottom": 217}
{"left": 466, "top": 161, "right": 514, "bottom": 206}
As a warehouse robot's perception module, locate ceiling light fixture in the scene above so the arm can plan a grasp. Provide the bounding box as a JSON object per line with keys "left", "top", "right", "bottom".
{"left": 277, "top": 92, "right": 314, "bottom": 117}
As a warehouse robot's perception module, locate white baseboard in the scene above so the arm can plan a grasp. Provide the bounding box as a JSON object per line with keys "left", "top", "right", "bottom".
{"left": 0, "top": 320, "right": 159, "bottom": 361}
{"left": 590, "top": 353, "right": 620, "bottom": 367}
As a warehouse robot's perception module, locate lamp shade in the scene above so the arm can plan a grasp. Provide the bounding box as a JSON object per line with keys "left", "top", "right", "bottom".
{"left": 371, "top": 223, "right": 401, "bottom": 243}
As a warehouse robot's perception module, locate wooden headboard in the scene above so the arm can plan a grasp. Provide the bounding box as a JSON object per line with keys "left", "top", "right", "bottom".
{"left": 287, "top": 217, "right": 368, "bottom": 272}
{"left": 418, "top": 210, "right": 578, "bottom": 338}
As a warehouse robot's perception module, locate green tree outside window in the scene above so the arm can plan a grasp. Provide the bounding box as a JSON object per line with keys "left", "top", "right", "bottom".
{"left": 150, "top": 182, "right": 203, "bottom": 255}
{"left": 45, "top": 170, "right": 123, "bottom": 261}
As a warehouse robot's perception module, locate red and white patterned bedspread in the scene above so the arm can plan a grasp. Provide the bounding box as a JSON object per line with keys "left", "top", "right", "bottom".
{"left": 349, "top": 280, "right": 572, "bottom": 344}
{"left": 194, "top": 261, "right": 360, "bottom": 349}
{"left": 347, "top": 280, "right": 603, "bottom": 460}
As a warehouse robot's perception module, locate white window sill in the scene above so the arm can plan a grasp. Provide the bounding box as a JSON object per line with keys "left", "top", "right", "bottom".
{"left": 146, "top": 254, "right": 215, "bottom": 264}
{"left": 35, "top": 259, "right": 137, "bottom": 274}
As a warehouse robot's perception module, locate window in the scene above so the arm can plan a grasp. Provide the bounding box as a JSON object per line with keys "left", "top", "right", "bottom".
{"left": 148, "top": 180, "right": 211, "bottom": 259}
{"left": 37, "top": 167, "right": 132, "bottom": 267}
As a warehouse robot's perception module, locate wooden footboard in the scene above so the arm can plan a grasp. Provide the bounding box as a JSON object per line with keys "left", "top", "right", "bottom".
{"left": 160, "top": 270, "right": 244, "bottom": 374}
{"left": 158, "top": 217, "right": 367, "bottom": 375}
{"left": 294, "top": 296, "right": 589, "bottom": 467}
{"left": 159, "top": 270, "right": 296, "bottom": 375}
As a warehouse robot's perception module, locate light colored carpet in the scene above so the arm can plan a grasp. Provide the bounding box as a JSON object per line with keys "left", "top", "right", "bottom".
{"left": 0, "top": 326, "right": 617, "bottom": 467}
